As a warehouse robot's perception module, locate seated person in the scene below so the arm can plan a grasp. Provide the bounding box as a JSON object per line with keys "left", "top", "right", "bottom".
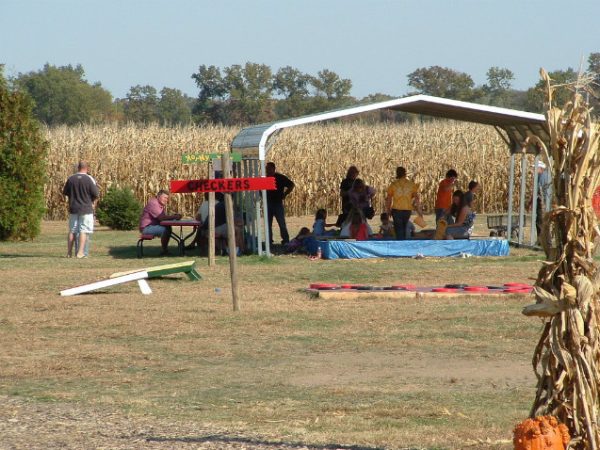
{"left": 340, "top": 207, "right": 373, "bottom": 238}
{"left": 448, "top": 190, "right": 464, "bottom": 223}
{"left": 445, "top": 196, "right": 476, "bottom": 239}
{"left": 313, "top": 208, "right": 337, "bottom": 237}
{"left": 285, "top": 227, "right": 318, "bottom": 254}
{"left": 348, "top": 210, "right": 369, "bottom": 241}
{"left": 186, "top": 193, "right": 227, "bottom": 252}
{"left": 378, "top": 212, "right": 395, "bottom": 239}
{"left": 440, "top": 190, "right": 464, "bottom": 225}
{"left": 139, "top": 189, "right": 182, "bottom": 255}
{"left": 197, "top": 192, "right": 210, "bottom": 224}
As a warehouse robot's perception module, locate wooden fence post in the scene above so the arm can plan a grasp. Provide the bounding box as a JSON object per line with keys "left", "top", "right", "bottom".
{"left": 208, "top": 162, "right": 215, "bottom": 267}
{"left": 222, "top": 153, "right": 240, "bottom": 311}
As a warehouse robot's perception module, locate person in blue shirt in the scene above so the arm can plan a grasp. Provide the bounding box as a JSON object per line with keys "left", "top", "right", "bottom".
{"left": 312, "top": 209, "right": 337, "bottom": 237}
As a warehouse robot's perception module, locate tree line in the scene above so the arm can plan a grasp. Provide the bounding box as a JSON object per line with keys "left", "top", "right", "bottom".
{"left": 6, "top": 53, "right": 600, "bottom": 127}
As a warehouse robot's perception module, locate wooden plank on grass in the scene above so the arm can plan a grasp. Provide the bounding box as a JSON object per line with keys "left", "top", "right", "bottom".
{"left": 60, "top": 271, "right": 150, "bottom": 296}
{"left": 110, "top": 261, "right": 200, "bottom": 280}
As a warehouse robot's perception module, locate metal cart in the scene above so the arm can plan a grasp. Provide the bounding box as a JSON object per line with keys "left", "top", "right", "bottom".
{"left": 487, "top": 214, "right": 526, "bottom": 238}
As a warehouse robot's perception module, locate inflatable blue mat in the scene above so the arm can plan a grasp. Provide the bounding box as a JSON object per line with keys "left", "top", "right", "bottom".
{"left": 319, "top": 239, "right": 509, "bottom": 260}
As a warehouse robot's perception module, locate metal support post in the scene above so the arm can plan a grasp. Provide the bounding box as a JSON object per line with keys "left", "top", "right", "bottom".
{"left": 261, "top": 159, "right": 271, "bottom": 257}
{"left": 530, "top": 155, "right": 540, "bottom": 246}
{"left": 507, "top": 154, "right": 516, "bottom": 240}
{"left": 518, "top": 155, "right": 528, "bottom": 245}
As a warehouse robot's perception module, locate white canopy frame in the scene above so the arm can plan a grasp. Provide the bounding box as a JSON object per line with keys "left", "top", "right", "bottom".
{"left": 230, "top": 94, "right": 550, "bottom": 255}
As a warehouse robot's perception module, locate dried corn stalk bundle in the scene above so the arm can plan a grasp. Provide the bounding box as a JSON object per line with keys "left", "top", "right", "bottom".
{"left": 523, "top": 69, "right": 600, "bottom": 449}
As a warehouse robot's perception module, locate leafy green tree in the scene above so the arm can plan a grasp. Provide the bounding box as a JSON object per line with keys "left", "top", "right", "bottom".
{"left": 15, "top": 64, "right": 115, "bottom": 125}
{"left": 222, "top": 62, "right": 274, "bottom": 124}
{"left": 311, "top": 69, "right": 352, "bottom": 99}
{"left": 273, "top": 66, "right": 312, "bottom": 118}
{"left": 191, "top": 64, "right": 227, "bottom": 123}
{"left": 274, "top": 66, "right": 311, "bottom": 99}
{"left": 0, "top": 66, "right": 48, "bottom": 240}
{"left": 357, "top": 93, "right": 408, "bottom": 123}
{"left": 483, "top": 66, "right": 514, "bottom": 106}
{"left": 525, "top": 68, "right": 578, "bottom": 112}
{"left": 306, "top": 69, "right": 353, "bottom": 113}
{"left": 158, "top": 87, "right": 192, "bottom": 125}
{"left": 123, "top": 85, "right": 159, "bottom": 123}
{"left": 407, "top": 66, "right": 475, "bottom": 101}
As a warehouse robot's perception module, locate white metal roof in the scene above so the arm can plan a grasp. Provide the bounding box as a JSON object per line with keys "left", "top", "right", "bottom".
{"left": 230, "top": 94, "right": 549, "bottom": 159}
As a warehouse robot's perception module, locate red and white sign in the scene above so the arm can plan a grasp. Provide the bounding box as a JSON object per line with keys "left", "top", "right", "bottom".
{"left": 170, "top": 177, "right": 276, "bottom": 194}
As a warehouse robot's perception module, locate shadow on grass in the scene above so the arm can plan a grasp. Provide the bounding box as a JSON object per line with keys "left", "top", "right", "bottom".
{"left": 0, "top": 254, "right": 41, "bottom": 258}
{"left": 107, "top": 245, "right": 181, "bottom": 259}
{"left": 145, "top": 434, "right": 386, "bottom": 450}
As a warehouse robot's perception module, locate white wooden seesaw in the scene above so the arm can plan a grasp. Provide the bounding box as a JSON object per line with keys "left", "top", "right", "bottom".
{"left": 59, "top": 261, "right": 201, "bottom": 297}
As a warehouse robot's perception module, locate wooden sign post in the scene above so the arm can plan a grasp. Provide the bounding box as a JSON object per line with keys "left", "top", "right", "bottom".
{"left": 208, "top": 169, "right": 216, "bottom": 267}
{"left": 169, "top": 169, "right": 276, "bottom": 312}
{"left": 221, "top": 153, "right": 240, "bottom": 311}
{"left": 181, "top": 152, "right": 242, "bottom": 267}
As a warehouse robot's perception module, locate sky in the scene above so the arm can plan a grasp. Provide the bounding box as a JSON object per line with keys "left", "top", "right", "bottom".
{"left": 2, "top": 0, "right": 600, "bottom": 100}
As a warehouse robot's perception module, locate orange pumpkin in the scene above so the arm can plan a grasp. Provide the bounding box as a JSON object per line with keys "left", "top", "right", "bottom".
{"left": 513, "top": 416, "right": 570, "bottom": 450}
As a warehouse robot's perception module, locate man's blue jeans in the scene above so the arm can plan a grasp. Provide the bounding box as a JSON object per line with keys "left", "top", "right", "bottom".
{"left": 268, "top": 202, "right": 290, "bottom": 244}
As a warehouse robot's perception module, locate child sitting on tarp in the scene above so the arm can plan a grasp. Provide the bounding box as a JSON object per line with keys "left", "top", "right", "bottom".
{"left": 378, "top": 212, "right": 395, "bottom": 239}
{"left": 312, "top": 208, "right": 337, "bottom": 237}
{"left": 339, "top": 208, "right": 373, "bottom": 240}
{"left": 285, "top": 227, "right": 319, "bottom": 254}
{"left": 340, "top": 210, "right": 368, "bottom": 241}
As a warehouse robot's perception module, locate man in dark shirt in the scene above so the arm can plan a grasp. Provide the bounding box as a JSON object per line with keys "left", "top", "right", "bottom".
{"left": 266, "top": 162, "right": 294, "bottom": 245}
{"left": 337, "top": 165, "right": 359, "bottom": 226}
{"left": 62, "top": 161, "right": 100, "bottom": 258}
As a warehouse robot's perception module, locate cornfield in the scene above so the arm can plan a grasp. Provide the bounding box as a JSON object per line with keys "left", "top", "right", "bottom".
{"left": 45, "top": 121, "right": 528, "bottom": 220}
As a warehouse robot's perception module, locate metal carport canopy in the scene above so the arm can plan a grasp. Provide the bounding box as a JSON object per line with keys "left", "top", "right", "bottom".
{"left": 230, "top": 94, "right": 549, "bottom": 159}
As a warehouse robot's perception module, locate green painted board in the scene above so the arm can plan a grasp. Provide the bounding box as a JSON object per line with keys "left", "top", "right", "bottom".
{"left": 182, "top": 152, "right": 242, "bottom": 164}
{"left": 110, "top": 261, "right": 201, "bottom": 281}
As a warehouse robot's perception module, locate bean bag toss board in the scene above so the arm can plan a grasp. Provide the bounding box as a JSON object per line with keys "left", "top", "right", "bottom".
{"left": 60, "top": 261, "right": 201, "bottom": 297}
{"left": 306, "top": 282, "right": 532, "bottom": 300}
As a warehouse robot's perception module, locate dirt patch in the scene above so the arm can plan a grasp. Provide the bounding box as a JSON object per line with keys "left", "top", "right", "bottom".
{"left": 1, "top": 395, "right": 376, "bottom": 450}
{"left": 287, "top": 352, "right": 532, "bottom": 388}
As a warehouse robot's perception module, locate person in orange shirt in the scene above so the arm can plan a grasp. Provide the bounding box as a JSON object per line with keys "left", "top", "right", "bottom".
{"left": 434, "top": 169, "right": 458, "bottom": 222}
{"left": 385, "top": 167, "right": 420, "bottom": 240}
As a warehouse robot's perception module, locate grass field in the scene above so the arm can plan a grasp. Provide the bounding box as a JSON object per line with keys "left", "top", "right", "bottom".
{"left": 0, "top": 218, "right": 547, "bottom": 449}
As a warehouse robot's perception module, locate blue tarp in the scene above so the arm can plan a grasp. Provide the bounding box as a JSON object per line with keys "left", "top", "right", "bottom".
{"left": 319, "top": 239, "right": 509, "bottom": 260}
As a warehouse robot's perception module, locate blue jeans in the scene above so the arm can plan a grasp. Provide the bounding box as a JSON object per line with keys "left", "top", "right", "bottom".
{"left": 268, "top": 202, "right": 290, "bottom": 244}
{"left": 143, "top": 224, "right": 169, "bottom": 237}
{"left": 391, "top": 209, "right": 412, "bottom": 240}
